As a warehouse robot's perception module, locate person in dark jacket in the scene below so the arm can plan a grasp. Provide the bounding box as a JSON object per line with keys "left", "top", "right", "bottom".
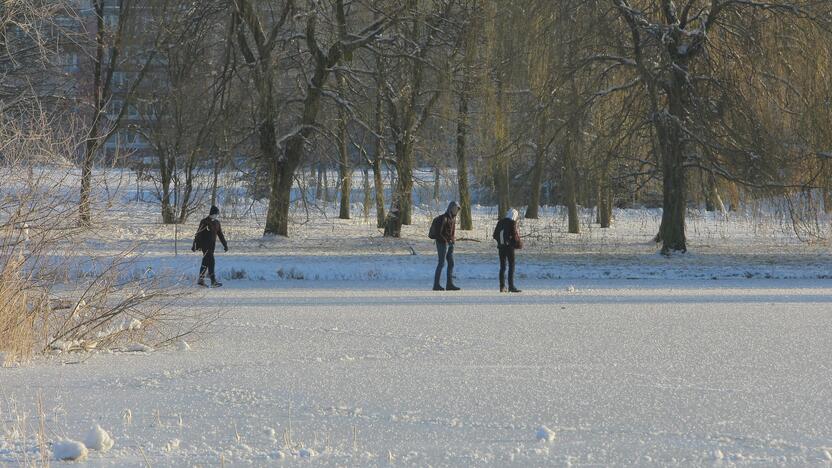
{"left": 434, "top": 201, "right": 461, "bottom": 291}
{"left": 192, "top": 205, "right": 228, "bottom": 287}
{"left": 493, "top": 208, "right": 523, "bottom": 293}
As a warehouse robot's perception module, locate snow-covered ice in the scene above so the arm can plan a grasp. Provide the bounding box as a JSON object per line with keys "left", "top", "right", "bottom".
{"left": 3, "top": 279, "right": 832, "bottom": 465}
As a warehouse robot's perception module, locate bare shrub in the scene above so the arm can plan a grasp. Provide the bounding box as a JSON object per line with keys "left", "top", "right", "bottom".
{"left": 0, "top": 114, "right": 204, "bottom": 363}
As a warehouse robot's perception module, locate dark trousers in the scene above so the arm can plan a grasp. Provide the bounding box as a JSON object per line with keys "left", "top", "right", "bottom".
{"left": 499, "top": 246, "right": 515, "bottom": 288}
{"left": 199, "top": 249, "right": 216, "bottom": 282}
{"left": 434, "top": 242, "right": 455, "bottom": 287}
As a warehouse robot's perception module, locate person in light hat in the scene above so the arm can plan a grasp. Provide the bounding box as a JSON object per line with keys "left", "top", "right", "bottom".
{"left": 492, "top": 208, "right": 523, "bottom": 293}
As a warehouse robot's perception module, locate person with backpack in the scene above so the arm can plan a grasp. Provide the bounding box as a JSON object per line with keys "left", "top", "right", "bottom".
{"left": 493, "top": 208, "right": 523, "bottom": 293}
{"left": 429, "top": 201, "right": 461, "bottom": 291}
{"left": 192, "top": 205, "right": 228, "bottom": 288}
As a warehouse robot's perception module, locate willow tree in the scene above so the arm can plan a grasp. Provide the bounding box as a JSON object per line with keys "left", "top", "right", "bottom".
{"left": 609, "top": 0, "right": 832, "bottom": 253}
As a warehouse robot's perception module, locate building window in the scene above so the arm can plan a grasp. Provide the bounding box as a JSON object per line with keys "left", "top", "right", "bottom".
{"left": 108, "top": 99, "right": 123, "bottom": 118}
{"left": 104, "top": 14, "right": 119, "bottom": 30}
{"left": 112, "top": 71, "right": 127, "bottom": 88}
{"left": 59, "top": 53, "right": 79, "bottom": 72}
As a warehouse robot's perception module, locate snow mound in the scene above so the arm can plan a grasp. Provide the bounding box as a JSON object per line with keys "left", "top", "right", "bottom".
{"left": 53, "top": 439, "right": 88, "bottom": 461}
{"left": 566, "top": 285, "right": 576, "bottom": 293}
{"left": 177, "top": 340, "right": 191, "bottom": 352}
{"left": 536, "top": 426, "right": 556, "bottom": 442}
{"left": 84, "top": 425, "right": 114, "bottom": 452}
{"left": 128, "top": 318, "right": 142, "bottom": 330}
{"left": 299, "top": 448, "right": 317, "bottom": 458}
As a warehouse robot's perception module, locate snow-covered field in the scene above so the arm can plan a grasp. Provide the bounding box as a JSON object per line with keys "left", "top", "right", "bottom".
{"left": 4, "top": 280, "right": 832, "bottom": 466}
{"left": 4, "top": 169, "right": 832, "bottom": 465}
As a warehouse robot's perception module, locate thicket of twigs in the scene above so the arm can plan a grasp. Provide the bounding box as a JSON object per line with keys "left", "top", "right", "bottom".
{"left": 0, "top": 117, "right": 201, "bottom": 365}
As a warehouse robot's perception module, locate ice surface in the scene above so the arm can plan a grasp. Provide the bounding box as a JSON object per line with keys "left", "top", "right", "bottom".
{"left": 4, "top": 280, "right": 832, "bottom": 465}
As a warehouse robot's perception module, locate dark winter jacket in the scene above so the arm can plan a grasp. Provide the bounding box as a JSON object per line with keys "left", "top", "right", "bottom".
{"left": 438, "top": 213, "right": 456, "bottom": 244}
{"left": 493, "top": 218, "right": 522, "bottom": 249}
{"left": 193, "top": 216, "right": 227, "bottom": 252}
{"left": 437, "top": 201, "right": 460, "bottom": 244}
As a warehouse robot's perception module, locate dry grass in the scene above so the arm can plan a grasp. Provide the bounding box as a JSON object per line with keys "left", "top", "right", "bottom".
{"left": 0, "top": 257, "right": 42, "bottom": 364}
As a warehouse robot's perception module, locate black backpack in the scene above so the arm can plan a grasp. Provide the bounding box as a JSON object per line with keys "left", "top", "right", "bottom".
{"left": 193, "top": 219, "right": 212, "bottom": 250}
{"left": 428, "top": 215, "right": 445, "bottom": 240}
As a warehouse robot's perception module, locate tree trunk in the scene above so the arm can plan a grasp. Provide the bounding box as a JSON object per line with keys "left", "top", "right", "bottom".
{"left": 316, "top": 161, "right": 324, "bottom": 200}
{"left": 526, "top": 144, "right": 545, "bottom": 219}
{"left": 161, "top": 183, "right": 175, "bottom": 224}
{"left": 362, "top": 168, "right": 371, "bottom": 221}
{"left": 703, "top": 172, "right": 715, "bottom": 212}
{"left": 264, "top": 141, "right": 302, "bottom": 237}
{"left": 323, "top": 167, "right": 330, "bottom": 205}
{"left": 79, "top": 5, "right": 107, "bottom": 226}
{"left": 211, "top": 153, "right": 220, "bottom": 207}
{"left": 338, "top": 103, "right": 351, "bottom": 220}
{"left": 456, "top": 91, "right": 473, "bottom": 230}
{"left": 655, "top": 73, "right": 688, "bottom": 253}
{"left": 599, "top": 177, "right": 613, "bottom": 228}
{"left": 80, "top": 138, "right": 97, "bottom": 226}
{"left": 495, "top": 158, "right": 510, "bottom": 219}
{"left": 656, "top": 143, "right": 687, "bottom": 253}
{"left": 563, "top": 148, "right": 580, "bottom": 234}
{"left": 158, "top": 150, "right": 176, "bottom": 224}
{"left": 707, "top": 170, "right": 725, "bottom": 214}
{"left": 727, "top": 181, "right": 740, "bottom": 212}
{"left": 394, "top": 139, "right": 414, "bottom": 225}
{"left": 178, "top": 155, "right": 196, "bottom": 223}
{"left": 492, "top": 85, "right": 510, "bottom": 218}
{"left": 433, "top": 166, "right": 441, "bottom": 204}
{"left": 372, "top": 157, "right": 386, "bottom": 230}
{"left": 372, "top": 89, "right": 386, "bottom": 228}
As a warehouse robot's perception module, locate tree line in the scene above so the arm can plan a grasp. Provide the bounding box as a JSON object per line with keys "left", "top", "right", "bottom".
{"left": 2, "top": 0, "right": 832, "bottom": 253}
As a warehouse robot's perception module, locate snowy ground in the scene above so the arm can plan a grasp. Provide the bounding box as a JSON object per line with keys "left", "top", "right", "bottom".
{"left": 3, "top": 280, "right": 832, "bottom": 466}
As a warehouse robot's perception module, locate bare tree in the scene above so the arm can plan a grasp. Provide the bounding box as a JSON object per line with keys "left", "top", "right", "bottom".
{"left": 378, "top": 0, "right": 456, "bottom": 226}
{"left": 232, "top": 0, "right": 387, "bottom": 236}
{"left": 78, "top": 0, "right": 164, "bottom": 225}
{"left": 135, "top": 1, "right": 230, "bottom": 224}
